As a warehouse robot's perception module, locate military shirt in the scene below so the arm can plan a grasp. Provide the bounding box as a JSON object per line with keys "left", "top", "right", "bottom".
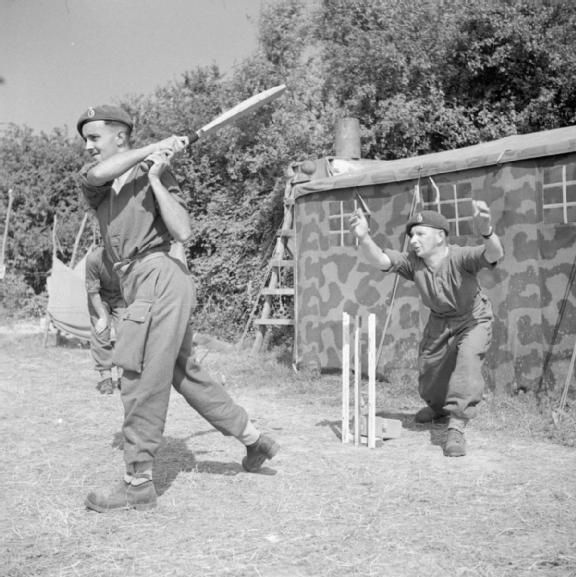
{"left": 79, "top": 162, "right": 185, "bottom": 264}
{"left": 385, "top": 245, "right": 495, "bottom": 318}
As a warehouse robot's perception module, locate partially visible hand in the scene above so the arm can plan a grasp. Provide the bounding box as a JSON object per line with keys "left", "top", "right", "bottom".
{"left": 146, "top": 149, "right": 174, "bottom": 179}
{"left": 157, "top": 135, "right": 189, "bottom": 155}
{"left": 349, "top": 208, "right": 370, "bottom": 241}
{"left": 145, "top": 135, "right": 188, "bottom": 178}
{"left": 95, "top": 317, "right": 108, "bottom": 335}
{"left": 472, "top": 200, "right": 492, "bottom": 236}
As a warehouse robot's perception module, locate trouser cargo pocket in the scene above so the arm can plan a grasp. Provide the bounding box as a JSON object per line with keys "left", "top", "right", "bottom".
{"left": 113, "top": 300, "right": 152, "bottom": 373}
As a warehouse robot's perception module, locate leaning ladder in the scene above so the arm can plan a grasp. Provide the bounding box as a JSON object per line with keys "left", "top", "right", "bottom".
{"left": 240, "top": 196, "right": 295, "bottom": 353}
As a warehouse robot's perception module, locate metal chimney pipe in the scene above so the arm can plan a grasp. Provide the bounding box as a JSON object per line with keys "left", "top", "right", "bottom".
{"left": 335, "top": 117, "right": 361, "bottom": 159}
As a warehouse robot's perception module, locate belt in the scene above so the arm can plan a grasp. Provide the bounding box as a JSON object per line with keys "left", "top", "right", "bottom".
{"left": 113, "top": 248, "right": 168, "bottom": 275}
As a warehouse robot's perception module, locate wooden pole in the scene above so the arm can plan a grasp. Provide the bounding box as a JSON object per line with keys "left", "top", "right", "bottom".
{"left": 43, "top": 214, "right": 59, "bottom": 347}
{"left": 541, "top": 253, "right": 576, "bottom": 391}
{"left": 353, "top": 315, "right": 361, "bottom": 447}
{"left": 367, "top": 313, "right": 376, "bottom": 449}
{"left": 376, "top": 183, "right": 420, "bottom": 367}
{"left": 341, "top": 312, "right": 350, "bottom": 444}
{"left": 70, "top": 212, "right": 88, "bottom": 268}
{"left": 0, "top": 189, "right": 14, "bottom": 280}
{"left": 558, "top": 338, "right": 576, "bottom": 416}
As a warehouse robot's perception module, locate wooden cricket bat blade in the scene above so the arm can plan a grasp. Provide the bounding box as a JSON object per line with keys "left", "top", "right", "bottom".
{"left": 197, "top": 84, "right": 286, "bottom": 138}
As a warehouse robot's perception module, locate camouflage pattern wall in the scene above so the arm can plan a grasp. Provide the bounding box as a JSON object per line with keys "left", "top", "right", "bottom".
{"left": 292, "top": 153, "right": 576, "bottom": 395}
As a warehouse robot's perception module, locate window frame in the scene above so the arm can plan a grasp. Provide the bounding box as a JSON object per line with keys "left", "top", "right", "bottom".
{"left": 542, "top": 163, "right": 576, "bottom": 225}
{"left": 328, "top": 197, "right": 371, "bottom": 248}
{"left": 419, "top": 178, "right": 475, "bottom": 237}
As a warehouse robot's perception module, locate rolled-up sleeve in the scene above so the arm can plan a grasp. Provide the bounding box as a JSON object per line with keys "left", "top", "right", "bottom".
{"left": 384, "top": 249, "right": 414, "bottom": 281}
{"left": 78, "top": 162, "right": 112, "bottom": 210}
{"left": 161, "top": 169, "right": 187, "bottom": 208}
{"left": 458, "top": 245, "right": 496, "bottom": 274}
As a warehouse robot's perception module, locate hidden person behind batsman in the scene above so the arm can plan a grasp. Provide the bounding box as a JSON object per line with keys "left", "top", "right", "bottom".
{"left": 349, "top": 204, "right": 504, "bottom": 457}
{"left": 85, "top": 245, "right": 126, "bottom": 394}
{"left": 76, "top": 104, "right": 279, "bottom": 512}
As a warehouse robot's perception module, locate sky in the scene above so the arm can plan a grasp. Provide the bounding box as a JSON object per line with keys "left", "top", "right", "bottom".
{"left": 0, "top": 0, "right": 271, "bottom": 133}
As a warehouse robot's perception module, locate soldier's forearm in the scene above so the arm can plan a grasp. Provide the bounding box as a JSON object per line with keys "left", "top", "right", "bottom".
{"left": 88, "top": 293, "right": 109, "bottom": 320}
{"left": 148, "top": 177, "right": 192, "bottom": 243}
{"left": 86, "top": 145, "right": 157, "bottom": 186}
{"left": 357, "top": 235, "right": 392, "bottom": 271}
{"left": 482, "top": 229, "right": 504, "bottom": 263}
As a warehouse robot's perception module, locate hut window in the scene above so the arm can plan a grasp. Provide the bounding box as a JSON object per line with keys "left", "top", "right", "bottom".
{"left": 328, "top": 199, "right": 370, "bottom": 247}
{"left": 420, "top": 179, "right": 475, "bottom": 236}
{"left": 542, "top": 163, "right": 576, "bottom": 224}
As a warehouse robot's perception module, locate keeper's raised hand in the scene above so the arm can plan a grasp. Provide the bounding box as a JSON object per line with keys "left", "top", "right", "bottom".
{"left": 472, "top": 200, "right": 492, "bottom": 236}
{"left": 349, "top": 209, "right": 370, "bottom": 241}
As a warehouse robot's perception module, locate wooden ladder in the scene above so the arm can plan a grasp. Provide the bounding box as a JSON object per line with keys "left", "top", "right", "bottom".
{"left": 240, "top": 197, "right": 295, "bottom": 353}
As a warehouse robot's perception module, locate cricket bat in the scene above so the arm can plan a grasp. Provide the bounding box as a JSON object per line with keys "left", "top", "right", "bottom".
{"left": 144, "top": 84, "right": 286, "bottom": 168}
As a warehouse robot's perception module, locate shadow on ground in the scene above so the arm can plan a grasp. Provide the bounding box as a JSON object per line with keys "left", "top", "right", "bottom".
{"left": 111, "top": 429, "right": 277, "bottom": 495}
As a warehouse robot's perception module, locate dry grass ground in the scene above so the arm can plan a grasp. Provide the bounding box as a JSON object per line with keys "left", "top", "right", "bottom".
{"left": 1, "top": 325, "right": 576, "bottom": 577}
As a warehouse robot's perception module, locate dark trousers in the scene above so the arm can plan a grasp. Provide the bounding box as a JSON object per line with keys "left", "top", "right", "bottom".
{"left": 114, "top": 253, "right": 249, "bottom": 474}
{"left": 418, "top": 313, "right": 492, "bottom": 424}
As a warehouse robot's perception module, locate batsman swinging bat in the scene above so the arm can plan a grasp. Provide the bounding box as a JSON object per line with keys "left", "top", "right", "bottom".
{"left": 144, "top": 84, "right": 287, "bottom": 168}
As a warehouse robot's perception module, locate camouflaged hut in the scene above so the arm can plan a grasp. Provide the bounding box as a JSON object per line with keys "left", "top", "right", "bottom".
{"left": 288, "top": 125, "right": 576, "bottom": 394}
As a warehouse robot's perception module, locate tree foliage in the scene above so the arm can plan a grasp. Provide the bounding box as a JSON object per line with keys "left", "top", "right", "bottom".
{"left": 2, "top": 0, "right": 576, "bottom": 335}
{"left": 0, "top": 126, "right": 86, "bottom": 293}
{"left": 316, "top": 0, "right": 576, "bottom": 156}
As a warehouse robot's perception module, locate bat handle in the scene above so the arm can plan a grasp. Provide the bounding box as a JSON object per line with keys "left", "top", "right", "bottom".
{"left": 141, "top": 133, "right": 199, "bottom": 170}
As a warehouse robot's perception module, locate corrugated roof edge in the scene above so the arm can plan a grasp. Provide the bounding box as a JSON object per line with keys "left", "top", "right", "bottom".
{"left": 293, "top": 125, "right": 576, "bottom": 200}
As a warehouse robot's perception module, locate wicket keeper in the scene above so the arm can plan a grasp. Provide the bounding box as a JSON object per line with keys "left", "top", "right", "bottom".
{"left": 349, "top": 203, "right": 504, "bottom": 456}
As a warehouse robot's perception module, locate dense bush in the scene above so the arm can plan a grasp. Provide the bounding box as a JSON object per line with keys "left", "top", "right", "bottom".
{"left": 0, "top": 272, "right": 47, "bottom": 320}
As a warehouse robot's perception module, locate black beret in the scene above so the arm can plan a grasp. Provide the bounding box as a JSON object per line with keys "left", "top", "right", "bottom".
{"left": 406, "top": 210, "right": 450, "bottom": 236}
{"left": 76, "top": 105, "right": 134, "bottom": 136}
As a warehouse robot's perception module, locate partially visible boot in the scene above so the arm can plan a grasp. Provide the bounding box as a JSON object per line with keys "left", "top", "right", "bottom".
{"left": 85, "top": 479, "right": 157, "bottom": 512}
{"left": 444, "top": 428, "right": 467, "bottom": 457}
{"left": 242, "top": 434, "right": 279, "bottom": 472}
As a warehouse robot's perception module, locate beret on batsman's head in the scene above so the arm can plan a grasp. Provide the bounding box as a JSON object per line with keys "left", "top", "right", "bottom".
{"left": 76, "top": 104, "right": 134, "bottom": 136}
{"left": 406, "top": 210, "right": 450, "bottom": 236}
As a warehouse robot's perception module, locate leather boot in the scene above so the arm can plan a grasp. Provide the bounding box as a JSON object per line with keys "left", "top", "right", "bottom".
{"left": 242, "top": 434, "right": 279, "bottom": 472}
{"left": 444, "top": 428, "right": 467, "bottom": 457}
{"left": 85, "top": 479, "right": 157, "bottom": 512}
